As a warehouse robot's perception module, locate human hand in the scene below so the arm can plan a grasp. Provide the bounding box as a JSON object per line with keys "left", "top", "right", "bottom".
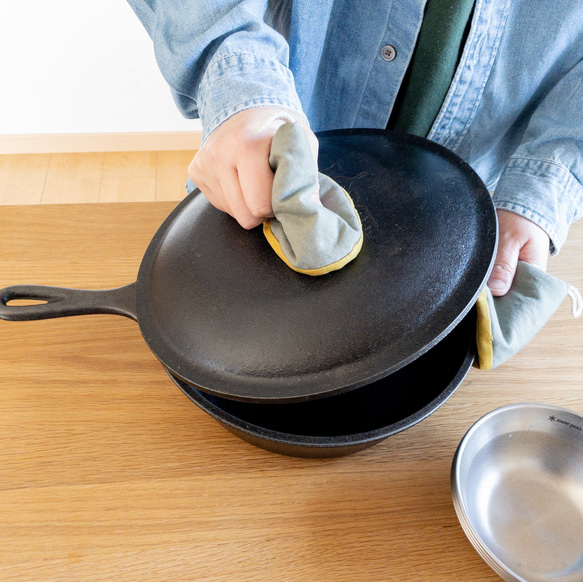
{"left": 188, "top": 107, "right": 318, "bottom": 229}
{"left": 487, "top": 209, "right": 550, "bottom": 296}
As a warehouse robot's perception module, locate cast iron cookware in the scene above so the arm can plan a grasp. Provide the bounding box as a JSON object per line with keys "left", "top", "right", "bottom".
{"left": 169, "top": 307, "right": 476, "bottom": 457}
{"left": 0, "top": 130, "right": 496, "bottom": 411}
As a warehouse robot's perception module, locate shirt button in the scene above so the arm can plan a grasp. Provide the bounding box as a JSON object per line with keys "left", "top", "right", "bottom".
{"left": 381, "top": 44, "right": 397, "bottom": 62}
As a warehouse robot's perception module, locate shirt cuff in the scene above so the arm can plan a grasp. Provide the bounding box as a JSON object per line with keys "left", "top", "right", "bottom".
{"left": 197, "top": 53, "right": 306, "bottom": 143}
{"left": 492, "top": 156, "right": 583, "bottom": 255}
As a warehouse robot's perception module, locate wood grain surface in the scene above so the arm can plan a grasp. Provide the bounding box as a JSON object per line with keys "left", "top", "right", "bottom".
{"left": 0, "top": 151, "right": 192, "bottom": 205}
{"left": 0, "top": 202, "right": 581, "bottom": 582}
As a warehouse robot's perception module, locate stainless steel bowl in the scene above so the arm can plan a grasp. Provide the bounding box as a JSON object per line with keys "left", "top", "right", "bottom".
{"left": 452, "top": 403, "right": 583, "bottom": 582}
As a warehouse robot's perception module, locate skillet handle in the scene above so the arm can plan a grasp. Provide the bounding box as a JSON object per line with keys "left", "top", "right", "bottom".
{"left": 0, "top": 283, "right": 137, "bottom": 322}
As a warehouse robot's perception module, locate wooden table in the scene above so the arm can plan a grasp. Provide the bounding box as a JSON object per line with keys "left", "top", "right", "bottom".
{"left": 0, "top": 202, "right": 581, "bottom": 582}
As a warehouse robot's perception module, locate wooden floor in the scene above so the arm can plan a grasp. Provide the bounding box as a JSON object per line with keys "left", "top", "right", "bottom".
{"left": 0, "top": 151, "right": 195, "bottom": 205}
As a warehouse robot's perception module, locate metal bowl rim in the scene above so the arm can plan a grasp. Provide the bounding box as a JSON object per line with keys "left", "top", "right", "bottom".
{"left": 451, "top": 401, "right": 583, "bottom": 582}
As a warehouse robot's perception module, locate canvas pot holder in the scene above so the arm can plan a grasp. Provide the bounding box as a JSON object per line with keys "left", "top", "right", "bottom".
{"left": 263, "top": 121, "right": 363, "bottom": 276}
{"left": 475, "top": 261, "right": 582, "bottom": 369}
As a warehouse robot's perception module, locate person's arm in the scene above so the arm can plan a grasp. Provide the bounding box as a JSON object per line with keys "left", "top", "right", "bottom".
{"left": 127, "top": 0, "right": 304, "bottom": 137}
{"left": 127, "top": 0, "right": 316, "bottom": 227}
{"left": 488, "top": 58, "right": 583, "bottom": 295}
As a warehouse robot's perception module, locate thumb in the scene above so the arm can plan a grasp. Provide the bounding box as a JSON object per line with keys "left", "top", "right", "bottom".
{"left": 487, "top": 210, "right": 551, "bottom": 297}
{"left": 487, "top": 242, "right": 520, "bottom": 297}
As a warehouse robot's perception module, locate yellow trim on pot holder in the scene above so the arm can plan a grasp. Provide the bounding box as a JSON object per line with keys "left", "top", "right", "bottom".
{"left": 475, "top": 289, "right": 493, "bottom": 370}
{"left": 262, "top": 186, "right": 363, "bottom": 276}
{"left": 263, "top": 221, "right": 363, "bottom": 276}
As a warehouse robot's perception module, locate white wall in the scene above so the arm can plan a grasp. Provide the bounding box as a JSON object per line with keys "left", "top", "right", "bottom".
{"left": 0, "top": 0, "right": 201, "bottom": 151}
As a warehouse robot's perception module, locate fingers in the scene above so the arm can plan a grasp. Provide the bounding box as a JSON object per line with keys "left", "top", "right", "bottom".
{"left": 190, "top": 150, "right": 272, "bottom": 229}
{"left": 220, "top": 168, "right": 266, "bottom": 229}
{"left": 188, "top": 107, "right": 315, "bottom": 230}
{"left": 487, "top": 210, "right": 550, "bottom": 297}
{"left": 237, "top": 150, "right": 276, "bottom": 220}
{"left": 188, "top": 163, "right": 231, "bottom": 215}
{"left": 487, "top": 245, "right": 520, "bottom": 296}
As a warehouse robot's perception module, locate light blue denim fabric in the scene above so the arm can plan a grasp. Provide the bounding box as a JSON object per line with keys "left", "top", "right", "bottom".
{"left": 128, "top": 0, "right": 583, "bottom": 254}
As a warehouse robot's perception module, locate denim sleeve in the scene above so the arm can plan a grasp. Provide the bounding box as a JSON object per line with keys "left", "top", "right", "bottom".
{"left": 126, "top": 0, "right": 305, "bottom": 142}
{"left": 492, "top": 58, "right": 583, "bottom": 255}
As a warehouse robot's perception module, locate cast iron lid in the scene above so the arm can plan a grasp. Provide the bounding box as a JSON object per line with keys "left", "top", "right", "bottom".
{"left": 136, "top": 129, "right": 497, "bottom": 402}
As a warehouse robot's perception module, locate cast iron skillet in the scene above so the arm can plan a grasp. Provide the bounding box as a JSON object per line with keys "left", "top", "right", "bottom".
{"left": 0, "top": 130, "right": 496, "bottom": 405}
{"left": 169, "top": 308, "right": 476, "bottom": 457}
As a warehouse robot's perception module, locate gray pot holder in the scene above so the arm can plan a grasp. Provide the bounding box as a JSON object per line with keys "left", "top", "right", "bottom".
{"left": 263, "top": 121, "right": 363, "bottom": 275}
{"left": 476, "top": 261, "right": 582, "bottom": 369}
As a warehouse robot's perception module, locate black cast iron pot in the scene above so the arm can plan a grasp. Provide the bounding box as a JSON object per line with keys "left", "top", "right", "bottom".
{"left": 0, "top": 130, "right": 497, "bottom": 457}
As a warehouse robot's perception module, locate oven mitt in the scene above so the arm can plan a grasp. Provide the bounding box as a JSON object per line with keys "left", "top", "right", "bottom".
{"left": 263, "top": 121, "right": 363, "bottom": 276}
{"left": 475, "top": 261, "right": 582, "bottom": 369}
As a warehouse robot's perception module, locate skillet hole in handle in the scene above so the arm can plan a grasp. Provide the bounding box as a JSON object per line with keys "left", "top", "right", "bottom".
{"left": 0, "top": 283, "right": 137, "bottom": 322}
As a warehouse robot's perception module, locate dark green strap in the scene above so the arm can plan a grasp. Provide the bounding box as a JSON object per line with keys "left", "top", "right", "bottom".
{"left": 387, "top": 0, "right": 476, "bottom": 137}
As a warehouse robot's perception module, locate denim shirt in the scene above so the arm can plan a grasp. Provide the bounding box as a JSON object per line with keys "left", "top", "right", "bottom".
{"left": 128, "top": 0, "right": 583, "bottom": 254}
